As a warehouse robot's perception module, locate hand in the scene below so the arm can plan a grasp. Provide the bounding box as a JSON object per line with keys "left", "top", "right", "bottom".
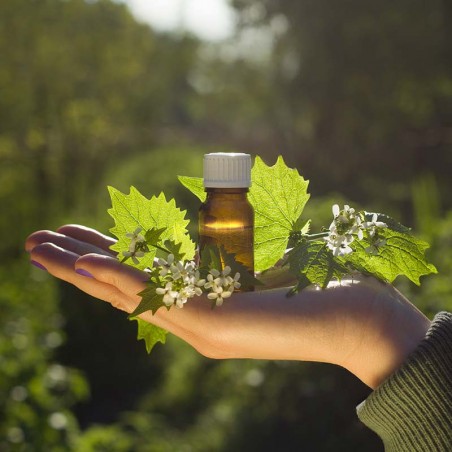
{"left": 26, "top": 225, "right": 430, "bottom": 389}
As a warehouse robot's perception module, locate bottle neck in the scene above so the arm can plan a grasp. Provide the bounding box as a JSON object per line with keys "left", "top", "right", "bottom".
{"left": 204, "top": 187, "right": 249, "bottom": 196}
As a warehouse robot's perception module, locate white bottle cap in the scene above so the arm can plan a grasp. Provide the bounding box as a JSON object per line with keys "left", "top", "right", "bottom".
{"left": 203, "top": 152, "right": 251, "bottom": 188}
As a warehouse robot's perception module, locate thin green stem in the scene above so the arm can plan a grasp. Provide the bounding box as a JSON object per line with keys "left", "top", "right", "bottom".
{"left": 304, "top": 232, "right": 329, "bottom": 240}
{"left": 151, "top": 243, "right": 171, "bottom": 254}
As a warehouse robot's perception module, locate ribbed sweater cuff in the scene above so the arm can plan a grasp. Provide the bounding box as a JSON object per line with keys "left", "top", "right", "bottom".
{"left": 356, "top": 312, "right": 452, "bottom": 451}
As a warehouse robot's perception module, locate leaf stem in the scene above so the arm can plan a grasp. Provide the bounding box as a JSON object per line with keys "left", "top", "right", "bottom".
{"left": 305, "top": 232, "right": 329, "bottom": 240}
{"left": 151, "top": 243, "right": 171, "bottom": 255}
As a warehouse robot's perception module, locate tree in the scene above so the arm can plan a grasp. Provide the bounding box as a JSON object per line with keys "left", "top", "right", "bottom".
{"left": 227, "top": 0, "right": 452, "bottom": 206}
{"left": 0, "top": 0, "right": 200, "bottom": 250}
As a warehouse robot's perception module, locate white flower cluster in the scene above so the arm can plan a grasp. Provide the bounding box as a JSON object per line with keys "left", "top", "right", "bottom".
{"left": 156, "top": 254, "right": 241, "bottom": 308}
{"left": 325, "top": 205, "right": 387, "bottom": 257}
{"left": 205, "top": 266, "right": 241, "bottom": 306}
{"left": 122, "top": 228, "right": 242, "bottom": 308}
{"left": 156, "top": 254, "right": 204, "bottom": 308}
{"left": 122, "top": 227, "right": 148, "bottom": 264}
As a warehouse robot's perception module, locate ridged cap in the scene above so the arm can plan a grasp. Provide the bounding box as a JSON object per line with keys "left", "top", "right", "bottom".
{"left": 203, "top": 152, "right": 251, "bottom": 188}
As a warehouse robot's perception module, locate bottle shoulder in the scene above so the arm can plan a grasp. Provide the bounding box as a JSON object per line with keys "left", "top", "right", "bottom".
{"left": 200, "top": 196, "right": 253, "bottom": 212}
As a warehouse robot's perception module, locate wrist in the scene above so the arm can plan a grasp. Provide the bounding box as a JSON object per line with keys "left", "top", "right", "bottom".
{"left": 371, "top": 309, "right": 430, "bottom": 388}
{"left": 343, "top": 283, "right": 431, "bottom": 389}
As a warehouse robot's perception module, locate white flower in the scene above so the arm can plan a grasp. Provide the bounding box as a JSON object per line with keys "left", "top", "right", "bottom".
{"left": 155, "top": 255, "right": 208, "bottom": 309}
{"left": 193, "top": 286, "right": 204, "bottom": 296}
{"left": 324, "top": 222, "right": 354, "bottom": 256}
{"left": 194, "top": 270, "right": 206, "bottom": 287}
{"left": 204, "top": 267, "right": 241, "bottom": 306}
{"left": 332, "top": 204, "right": 340, "bottom": 218}
{"left": 348, "top": 214, "right": 363, "bottom": 239}
{"left": 158, "top": 253, "right": 198, "bottom": 283}
{"left": 154, "top": 253, "right": 241, "bottom": 309}
{"left": 333, "top": 204, "right": 356, "bottom": 224}
{"left": 174, "top": 287, "right": 190, "bottom": 308}
{"left": 204, "top": 272, "right": 218, "bottom": 290}
{"left": 126, "top": 227, "right": 146, "bottom": 249}
{"left": 156, "top": 282, "right": 179, "bottom": 307}
{"left": 157, "top": 254, "right": 174, "bottom": 267}
{"left": 158, "top": 254, "right": 174, "bottom": 276}
{"left": 362, "top": 213, "right": 388, "bottom": 237}
{"left": 231, "top": 272, "right": 241, "bottom": 290}
{"left": 122, "top": 249, "right": 146, "bottom": 264}
{"left": 170, "top": 260, "right": 196, "bottom": 282}
{"left": 325, "top": 204, "right": 368, "bottom": 256}
{"left": 207, "top": 285, "right": 233, "bottom": 307}
{"left": 156, "top": 280, "right": 203, "bottom": 309}
{"left": 330, "top": 204, "right": 361, "bottom": 232}
{"left": 205, "top": 267, "right": 232, "bottom": 290}
{"left": 214, "top": 266, "right": 232, "bottom": 286}
{"left": 175, "top": 284, "right": 203, "bottom": 308}
{"left": 123, "top": 227, "right": 148, "bottom": 263}
{"left": 325, "top": 231, "right": 354, "bottom": 256}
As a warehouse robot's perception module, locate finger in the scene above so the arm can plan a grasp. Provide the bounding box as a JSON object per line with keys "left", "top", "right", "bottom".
{"left": 74, "top": 254, "right": 176, "bottom": 331}
{"left": 75, "top": 253, "right": 202, "bottom": 338}
{"left": 56, "top": 224, "right": 117, "bottom": 255}
{"left": 75, "top": 253, "right": 149, "bottom": 301}
{"left": 30, "top": 242, "right": 128, "bottom": 310}
{"left": 26, "top": 230, "right": 113, "bottom": 256}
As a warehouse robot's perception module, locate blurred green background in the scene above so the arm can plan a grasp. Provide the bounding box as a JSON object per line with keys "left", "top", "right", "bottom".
{"left": 1, "top": 0, "right": 452, "bottom": 450}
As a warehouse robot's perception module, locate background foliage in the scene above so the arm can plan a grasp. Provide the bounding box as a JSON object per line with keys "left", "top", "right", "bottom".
{"left": 1, "top": 0, "right": 451, "bottom": 450}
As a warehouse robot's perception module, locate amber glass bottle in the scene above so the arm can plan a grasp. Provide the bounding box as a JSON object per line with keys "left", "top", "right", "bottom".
{"left": 198, "top": 153, "right": 254, "bottom": 274}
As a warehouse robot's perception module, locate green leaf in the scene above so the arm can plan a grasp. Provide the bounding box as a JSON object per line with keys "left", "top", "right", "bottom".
{"left": 162, "top": 239, "right": 185, "bottom": 261}
{"left": 288, "top": 219, "right": 311, "bottom": 247}
{"left": 287, "top": 240, "right": 350, "bottom": 292}
{"left": 345, "top": 229, "right": 437, "bottom": 285}
{"left": 199, "top": 244, "right": 262, "bottom": 291}
{"left": 220, "top": 247, "right": 263, "bottom": 291}
{"left": 199, "top": 245, "right": 262, "bottom": 291}
{"left": 364, "top": 212, "right": 411, "bottom": 234}
{"left": 130, "top": 284, "right": 168, "bottom": 317}
{"left": 145, "top": 227, "right": 167, "bottom": 246}
{"left": 249, "top": 156, "right": 310, "bottom": 272}
{"left": 178, "top": 176, "right": 206, "bottom": 202}
{"left": 199, "top": 245, "right": 222, "bottom": 276}
{"left": 108, "top": 186, "right": 195, "bottom": 269}
{"left": 293, "top": 215, "right": 310, "bottom": 233}
{"left": 132, "top": 318, "right": 167, "bottom": 354}
{"left": 300, "top": 219, "right": 311, "bottom": 235}
{"left": 287, "top": 273, "right": 312, "bottom": 296}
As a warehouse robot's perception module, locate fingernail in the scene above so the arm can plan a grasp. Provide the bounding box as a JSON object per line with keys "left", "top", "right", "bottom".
{"left": 31, "top": 260, "right": 47, "bottom": 271}
{"left": 76, "top": 268, "right": 94, "bottom": 278}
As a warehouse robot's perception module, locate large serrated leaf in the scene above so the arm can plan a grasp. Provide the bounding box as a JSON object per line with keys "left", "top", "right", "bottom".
{"left": 130, "top": 284, "right": 168, "bottom": 317}
{"left": 345, "top": 229, "right": 437, "bottom": 285}
{"left": 132, "top": 318, "right": 167, "bottom": 354}
{"left": 198, "top": 245, "right": 262, "bottom": 291}
{"left": 249, "top": 156, "right": 310, "bottom": 272}
{"left": 287, "top": 240, "right": 350, "bottom": 291}
{"left": 364, "top": 212, "right": 411, "bottom": 234}
{"left": 178, "top": 176, "right": 206, "bottom": 202}
{"left": 108, "top": 186, "right": 195, "bottom": 270}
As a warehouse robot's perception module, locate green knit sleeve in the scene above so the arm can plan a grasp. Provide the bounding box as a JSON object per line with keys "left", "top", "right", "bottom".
{"left": 356, "top": 312, "right": 452, "bottom": 451}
